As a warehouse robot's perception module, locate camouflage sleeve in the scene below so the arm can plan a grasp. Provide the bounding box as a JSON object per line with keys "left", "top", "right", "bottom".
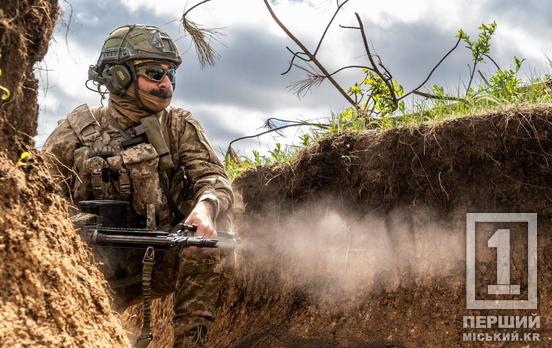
{"left": 176, "top": 112, "right": 234, "bottom": 218}
{"left": 42, "top": 118, "right": 78, "bottom": 198}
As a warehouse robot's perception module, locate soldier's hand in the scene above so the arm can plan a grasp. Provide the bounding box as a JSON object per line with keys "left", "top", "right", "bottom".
{"left": 184, "top": 201, "right": 217, "bottom": 239}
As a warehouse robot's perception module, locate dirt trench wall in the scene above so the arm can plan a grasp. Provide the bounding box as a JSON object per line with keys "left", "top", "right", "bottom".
{"left": 237, "top": 104, "right": 552, "bottom": 216}
{"left": 0, "top": 1, "right": 130, "bottom": 346}
{"left": 0, "top": 154, "right": 129, "bottom": 346}
{"left": 205, "top": 105, "right": 552, "bottom": 347}
{"left": 0, "top": 0, "right": 57, "bottom": 160}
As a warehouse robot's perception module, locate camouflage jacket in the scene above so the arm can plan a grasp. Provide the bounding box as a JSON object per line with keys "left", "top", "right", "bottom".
{"left": 43, "top": 104, "right": 233, "bottom": 227}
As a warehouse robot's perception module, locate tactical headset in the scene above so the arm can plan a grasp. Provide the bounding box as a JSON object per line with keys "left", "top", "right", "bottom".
{"left": 88, "top": 63, "right": 133, "bottom": 96}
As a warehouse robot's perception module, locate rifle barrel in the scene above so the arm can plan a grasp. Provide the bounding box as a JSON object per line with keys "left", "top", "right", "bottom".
{"left": 92, "top": 230, "right": 218, "bottom": 249}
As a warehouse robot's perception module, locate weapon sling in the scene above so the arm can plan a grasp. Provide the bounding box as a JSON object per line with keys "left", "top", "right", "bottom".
{"left": 135, "top": 246, "right": 155, "bottom": 348}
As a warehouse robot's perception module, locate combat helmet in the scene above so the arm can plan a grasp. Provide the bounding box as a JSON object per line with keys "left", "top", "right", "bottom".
{"left": 88, "top": 24, "right": 182, "bottom": 95}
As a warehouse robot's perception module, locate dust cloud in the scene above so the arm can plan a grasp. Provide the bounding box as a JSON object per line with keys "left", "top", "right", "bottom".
{"left": 237, "top": 202, "right": 465, "bottom": 300}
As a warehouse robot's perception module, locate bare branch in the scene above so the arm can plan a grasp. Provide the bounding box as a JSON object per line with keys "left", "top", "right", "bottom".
{"left": 226, "top": 119, "right": 330, "bottom": 156}
{"left": 413, "top": 90, "right": 465, "bottom": 102}
{"left": 264, "top": 117, "right": 329, "bottom": 135}
{"left": 286, "top": 47, "right": 311, "bottom": 62}
{"left": 399, "top": 37, "right": 461, "bottom": 100}
{"left": 292, "top": 63, "right": 319, "bottom": 75}
{"left": 271, "top": 0, "right": 352, "bottom": 75}
{"left": 183, "top": 0, "right": 212, "bottom": 18}
{"left": 339, "top": 24, "right": 360, "bottom": 30}
{"left": 478, "top": 70, "right": 491, "bottom": 87}
{"left": 326, "top": 65, "right": 374, "bottom": 77}
{"left": 263, "top": 0, "right": 356, "bottom": 106}
{"left": 355, "top": 12, "right": 398, "bottom": 110}
{"left": 61, "top": 0, "right": 74, "bottom": 54}
{"left": 483, "top": 53, "right": 500, "bottom": 70}
{"left": 373, "top": 52, "right": 392, "bottom": 80}
{"left": 282, "top": 47, "right": 311, "bottom": 75}
{"left": 280, "top": 0, "right": 349, "bottom": 75}
{"left": 465, "top": 60, "right": 479, "bottom": 95}
{"left": 313, "top": 0, "right": 350, "bottom": 56}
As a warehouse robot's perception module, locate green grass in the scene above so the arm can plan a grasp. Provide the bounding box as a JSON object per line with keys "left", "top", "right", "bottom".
{"left": 225, "top": 20, "right": 552, "bottom": 181}
{"left": 226, "top": 75, "right": 552, "bottom": 181}
{"left": 377, "top": 77, "right": 552, "bottom": 130}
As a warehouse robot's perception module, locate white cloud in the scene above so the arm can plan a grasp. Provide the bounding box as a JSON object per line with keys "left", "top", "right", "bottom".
{"left": 496, "top": 24, "right": 551, "bottom": 64}
{"left": 35, "top": 34, "right": 108, "bottom": 148}
{"left": 36, "top": 0, "right": 552, "bottom": 153}
{"left": 75, "top": 12, "right": 99, "bottom": 25}
{"left": 39, "top": 37, "right": 100, "bottom": 101}
{"left": 177, "top": 98, "right": 332, "bottom": 156}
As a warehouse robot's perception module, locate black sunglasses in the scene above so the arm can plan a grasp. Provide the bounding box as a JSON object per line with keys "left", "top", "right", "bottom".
{"left": 136, "top": 65, "right": 176, "bottom": 83}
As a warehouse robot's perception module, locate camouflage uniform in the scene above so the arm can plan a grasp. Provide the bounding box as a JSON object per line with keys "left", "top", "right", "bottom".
{"left": 44, "top": 103, "right": 234, "bottom": 347}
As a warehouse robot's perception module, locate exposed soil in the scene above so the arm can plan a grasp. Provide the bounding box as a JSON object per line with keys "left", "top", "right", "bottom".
{"left": 0, "top": 153, "right": 130, "bottom": 346}
{"left": 0, "top": 1, "right": 129, "bottom": 347}
{"left": 204, "top": 105, "right": 552, "bottom": 347}
{"left": 3, "top": 1, "right": 552, "bottom": 347}
{"left": 0, "top": 0, "right": 58, "bottom": 160}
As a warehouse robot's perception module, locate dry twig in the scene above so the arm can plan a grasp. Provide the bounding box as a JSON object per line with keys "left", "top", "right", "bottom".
{"left": 181, "top": 0, "right": 225, "bottom": 67}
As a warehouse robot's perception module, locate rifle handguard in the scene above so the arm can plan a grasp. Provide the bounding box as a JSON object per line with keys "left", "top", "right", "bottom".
{"left": 91, "top": 228, "right": 218, "bottom": 249}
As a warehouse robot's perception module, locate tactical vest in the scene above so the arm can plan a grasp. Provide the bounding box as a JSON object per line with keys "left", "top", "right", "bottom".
{"left": 67, "top": 104, "right": 189, "bottom": 227}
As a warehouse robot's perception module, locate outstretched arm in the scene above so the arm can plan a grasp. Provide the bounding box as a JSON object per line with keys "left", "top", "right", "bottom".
{"left": 177, "top": 113, "right": 234, "bottom": 238}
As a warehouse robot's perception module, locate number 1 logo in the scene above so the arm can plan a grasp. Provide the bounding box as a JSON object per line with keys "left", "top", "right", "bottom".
{"left": 487, "top": 228, "right": 520, "bottom": 295}
{"left": 466, "top": 213, "right": 537, "bottom": 310}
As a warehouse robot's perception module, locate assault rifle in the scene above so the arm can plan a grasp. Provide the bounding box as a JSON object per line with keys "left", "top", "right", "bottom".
{"left": 76, "top": 199, "right": 237, "bottom": 348}
{"left": 90, "top": 224, "right": 218, "bottom": 249}
{"left": 77, "top": 199, "right": 238, "bottom": 249}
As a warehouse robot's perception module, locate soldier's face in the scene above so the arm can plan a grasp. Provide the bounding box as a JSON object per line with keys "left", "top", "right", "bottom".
{"left": 136, "top": 63, "right": 174, "bottom": 98}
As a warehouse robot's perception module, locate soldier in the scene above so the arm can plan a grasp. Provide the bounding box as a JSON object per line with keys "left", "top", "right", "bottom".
{"left": 43, "top": 24, "right": 234, "bottom": 347}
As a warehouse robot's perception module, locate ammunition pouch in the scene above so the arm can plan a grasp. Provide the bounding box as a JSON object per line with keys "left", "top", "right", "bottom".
{"left": 86, "top": 156, "right": 111, "bottom": 199}
{"left": 121, "top": 143, "right": 168, "bottom": 219}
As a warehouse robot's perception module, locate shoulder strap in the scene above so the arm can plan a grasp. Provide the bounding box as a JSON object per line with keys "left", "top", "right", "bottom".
{"left": 66, "top": 104, "right": 102, "bottom": 146}
{"left": 162, "top": 108, "right": 190, "bottom": 225}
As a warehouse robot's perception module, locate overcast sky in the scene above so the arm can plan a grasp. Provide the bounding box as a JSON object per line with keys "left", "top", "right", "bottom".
{"left": 36, "top": 0, "right": 552, "bottom": 158}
